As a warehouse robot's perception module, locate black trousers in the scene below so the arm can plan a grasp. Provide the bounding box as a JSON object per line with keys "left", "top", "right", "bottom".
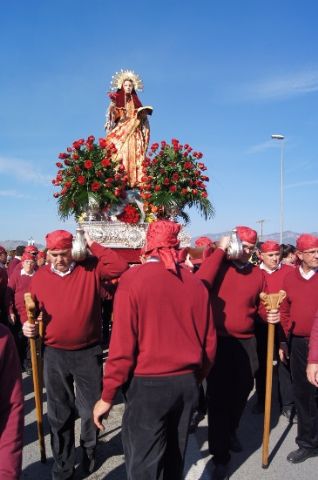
{"left": 207, "top": 336, "right": 258, "bottom": 464}
{"left": 290, "top": 336, "right": 318, "bottom": 449}
{"left": 43, "top": 345, "right": 103, "bottom": 480}
{"left": 122, "top": 373, "right": 199, "bottom": 480}
{"left": 255, "top": 321, "right": 294, "bottom": 408}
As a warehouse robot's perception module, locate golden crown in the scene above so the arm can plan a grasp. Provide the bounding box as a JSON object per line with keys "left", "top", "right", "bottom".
{"left": 110, "top": 69, "right": 144, "bottom": 91}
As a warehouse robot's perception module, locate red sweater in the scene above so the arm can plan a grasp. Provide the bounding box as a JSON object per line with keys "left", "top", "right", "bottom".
{"left": 0, "top": 325, "right": 24, "bottom": 480}
{"left": 102, "top": 261, "right": 216, "bottom": 404}
{"left": 7, "top": 268, "right": 34, "bottom": 317}
{"left": 308, "top": 310, "right": 318, "bottom": 363}
{"left": 7, "top": 258, "right": 21, "bottom": 279}
{"left": 259, "top": 264, "right": 293, "bottom": 293}
{"left": 197, "top": 248, "right": 266, "bottom": 338}
{"left": 280, "top": 268, "right": 318, "bottom": 337}
{"left": 21, "top": 243, "right": 128, "bottom": 350}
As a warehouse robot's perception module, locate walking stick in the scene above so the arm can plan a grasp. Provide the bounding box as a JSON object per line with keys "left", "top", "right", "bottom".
{"left": 24, "top": 292, "right": 46, "bottom": 463}
{"left": 259, "top": 290, "right": 286, "bottom": 468}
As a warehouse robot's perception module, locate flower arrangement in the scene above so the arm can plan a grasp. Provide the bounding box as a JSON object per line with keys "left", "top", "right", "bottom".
{"left": 52, "top": 136, "right": 129, "bottom": 220}
{"left": 139, "top": 139, "right": 214, "bottom": 223}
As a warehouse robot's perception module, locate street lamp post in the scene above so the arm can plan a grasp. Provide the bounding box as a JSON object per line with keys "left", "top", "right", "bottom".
{"left": 271, "top": 134, "right": 285, "bottom": 244}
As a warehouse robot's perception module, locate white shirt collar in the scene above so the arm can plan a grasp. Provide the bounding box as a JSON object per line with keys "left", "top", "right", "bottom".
{"left": 21, "top": 268, "right": 35, "bottom": 277}
{"left": 51, "top": 262, "right": 76, "bottom": 277}
{"left": 259, "top": 262, "right": 281, "bottom": 274}
{"left": 299, "top": 265, "right": 318, "bottom": 280}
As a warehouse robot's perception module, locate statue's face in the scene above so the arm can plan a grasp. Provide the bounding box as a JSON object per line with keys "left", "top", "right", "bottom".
{"left": 122, "top": 80, "right": 133, "bottom": 94}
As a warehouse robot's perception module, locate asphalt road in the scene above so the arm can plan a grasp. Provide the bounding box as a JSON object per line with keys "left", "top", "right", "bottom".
{"left": 21, "top": 370, "right": 318, "bottom": 479}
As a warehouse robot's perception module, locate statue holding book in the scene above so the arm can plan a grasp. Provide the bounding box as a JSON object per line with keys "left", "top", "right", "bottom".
{"left": 105, "top": 69, "right": 153, "bottom": 187}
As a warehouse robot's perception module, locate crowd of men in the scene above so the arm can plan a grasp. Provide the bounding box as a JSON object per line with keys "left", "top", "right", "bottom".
{"left": 0, "top": 224, "right": 318, "bottom": 480}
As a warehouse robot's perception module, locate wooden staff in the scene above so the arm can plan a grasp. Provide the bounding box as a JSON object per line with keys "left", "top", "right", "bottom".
{"left": 24, "top": 292, "right": 46, "bottom": 463}
{"left": 260, "top": 290, "right": 286, "bottom": 468}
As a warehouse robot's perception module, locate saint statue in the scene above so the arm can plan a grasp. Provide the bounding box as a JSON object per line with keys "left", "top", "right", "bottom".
{"left": 105, "top": 69, "right": 153, "bottom": 188}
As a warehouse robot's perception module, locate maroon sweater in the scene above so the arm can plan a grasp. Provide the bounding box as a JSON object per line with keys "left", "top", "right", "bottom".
{"left": 7, "top": 258, "right": 21, "bottom": 279}
{"left": 308, "top": 310, "right": 318, "bottom": 363}
{"left": 259, "top": 264, "right": 293, "bottom": 293}
{"left": 7, "top": 268, "right": 34, "bottom": 317}
{"left": 21, "top": 243, "right": 128, "bottom": 350}
{"left": 102, "top": 261, "right": 216, "bottom": 404}
{"left": 280, "top": 268, "right": 318, "bottom": 337}
{"left": 0, "top": 325, "right": 24, "bottom": 479}
{"left": 197, "top": 248, "right": 266, "bottom": 338}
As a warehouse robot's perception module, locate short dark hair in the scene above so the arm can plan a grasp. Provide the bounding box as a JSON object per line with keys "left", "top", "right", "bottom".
{"left": 280, "top": 243, "right": 296, "bottom": 260}
{"left": 15, "top": 245, "right": 25, "bottom": 256}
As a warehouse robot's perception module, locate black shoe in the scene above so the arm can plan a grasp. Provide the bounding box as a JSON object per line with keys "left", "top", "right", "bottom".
{"left": 189, "top": 411, "right": 206, "bottom": 434}
{"left": 81, "top": 447, "right": 96, "bottom": 475}
{"left": 282, "top": 406, "right": 297, "bottom": 424}
{"left": 214, "top": 463, "right": 230, "bottom": 480}
{"left": 251, "top": 402, "right": 264, "bottom": 414}
{"left": 229, "top": 432, "right": 242, "bottom": 452}
{"left": 287, "top": 447, "right": 318, "bottom": 464}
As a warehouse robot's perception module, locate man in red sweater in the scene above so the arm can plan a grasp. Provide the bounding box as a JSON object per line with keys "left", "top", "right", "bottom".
{"left": 196, "top": 226, "right": 279, "bottom": 480}
{"left": 307, "top": 310, "right": 318, "bottom": 386}
{"left": 22, "top": 229, "right": 128, "bottom": 480}
{"left": 253, "top": 240, "right": 295, "bottom": 419}
{"left": 0, "top": 246, "right": 8, "bottom": 325}
{"left": 280, "top": 233, "right": 318, "bottom": 464}
{"left": 7, "top": 252, "right": 36, "bottom": 370}
{"left": 0, "top": 324, "right": 24, "bottom": 480}
{"left": 93, "top": 220, "right": 217, "bottom": 480}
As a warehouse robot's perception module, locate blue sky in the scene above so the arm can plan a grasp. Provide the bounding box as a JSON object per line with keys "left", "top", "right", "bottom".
{"left": 1, "top": 0, "right": 318, "bottom": 243}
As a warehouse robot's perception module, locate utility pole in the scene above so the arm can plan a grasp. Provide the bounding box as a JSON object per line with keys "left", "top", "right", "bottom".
{"left": 256, "top": 219, "right": 266, "bottom": 241}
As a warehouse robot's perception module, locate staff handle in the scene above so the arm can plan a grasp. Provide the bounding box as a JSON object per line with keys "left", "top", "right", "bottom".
{"left": 24, "top": 292, "right": 46, "bottom": 463}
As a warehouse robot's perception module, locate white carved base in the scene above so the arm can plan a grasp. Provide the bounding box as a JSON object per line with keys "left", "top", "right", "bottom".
{"left": 80, "top": 221, "right": 191, "bottom": 249}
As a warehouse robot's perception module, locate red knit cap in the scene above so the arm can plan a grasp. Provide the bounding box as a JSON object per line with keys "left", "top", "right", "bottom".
{"left": 195, "top": 236, "right": 214, "bottom": 248}
{"left": 236, "top": 226, "right": 257, "bottom": 244}
{"left": 25, "top": 245, "right": 38, "bottom": 254}
{"left": 296, "top": 234, "right": 318, "bottom": 251}
{"left": 144, "top": 220, "right": 181, "bottom": 272}
{"left": 46, "top": 230, "right": 73, "bottom": 250}
{"left": 260, "top": 240, "right": 280, "bottom": 253}
{"left": 22, "top": 252, "right": 35, "bottom": 262}
{"left": 37, "top": 251, "right": 46, "bottom": 259}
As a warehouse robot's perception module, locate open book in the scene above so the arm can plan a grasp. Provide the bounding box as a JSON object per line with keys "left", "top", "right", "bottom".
{"left": 137, "top": 106, "right": 153, "bottom": 116}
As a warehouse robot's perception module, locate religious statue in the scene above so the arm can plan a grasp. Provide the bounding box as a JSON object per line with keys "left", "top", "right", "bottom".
{"left": 104, "top": 69, "right": 153, "bottom": 187}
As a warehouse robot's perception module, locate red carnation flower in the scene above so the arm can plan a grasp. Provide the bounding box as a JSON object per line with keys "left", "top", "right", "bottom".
{"left": 163, "top": 178, "right": 170, "bottom": 185}
{"left": 201, "top": 191, "right": 208, "bottom": 198}
{"left": 154, "top": 185, "right": 161, "bottom": 191}
{"left": 58, "top": 153, "right": 69, "bottom": 159}
{"left": 91, "top": 181, "right": 101, "bottom": 192}
{"left": 72, "top": 153, "right": 79, "bottom": 160}
{"left": 101, "top": 158, "right": 111, "bottom": 167}
{"left": 56, "top": 162, "right": 63, "bottom": 168}
{"left": 84, "top": 160, "right": 93, "bottom": 169}
{"left": 169, "top": 185, "right": 177, "bottom": 192}
{"left": 77, "top": 176, "right": 86, "bottom": 185}
{"left": 53, "top": 192, "right": 60, "bottom": 198}
{"left": 172, "top": 173, "right": 179, "bottom": 182}
{"left": 99, "top": 138, "right": 107, "bottom": 148}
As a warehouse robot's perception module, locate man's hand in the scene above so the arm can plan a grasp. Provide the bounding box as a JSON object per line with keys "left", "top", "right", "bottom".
{"left": 307, "top": 363, "right": 318, "bottom": 387}
{"left": 22, "top": 320, "right": 39, "bottom": 338}
{"left": 266, "top": 309, "right": 280, "bottom": 324}
{"left": 93, "top": 399, "right": 112, "bottom": 431}
{"left": 218, "top": 236, "right": 231, "bottom": 252}
{"left": 84, "top": 231, "right": 93, "bottom": 248}
{"left": 279, "top": 341, "right": 289, "bottom": 364}
{"left": 9, "top": 313, "right": 16, "bottom": 325}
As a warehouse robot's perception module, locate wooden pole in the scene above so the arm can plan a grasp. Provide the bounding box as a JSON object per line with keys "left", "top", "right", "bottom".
{"left": 24, "top": 293, "right": 46, "bottom": 463}
{"left": 262, "top": 322, "right": 275, "bottom": 468}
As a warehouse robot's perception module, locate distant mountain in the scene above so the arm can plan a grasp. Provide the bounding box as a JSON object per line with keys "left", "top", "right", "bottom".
{"left": 192, "top": 231, "right": 318, "bottom": 246}
{"left": 0, "top": 240, "right": 45, "bottom": 250}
